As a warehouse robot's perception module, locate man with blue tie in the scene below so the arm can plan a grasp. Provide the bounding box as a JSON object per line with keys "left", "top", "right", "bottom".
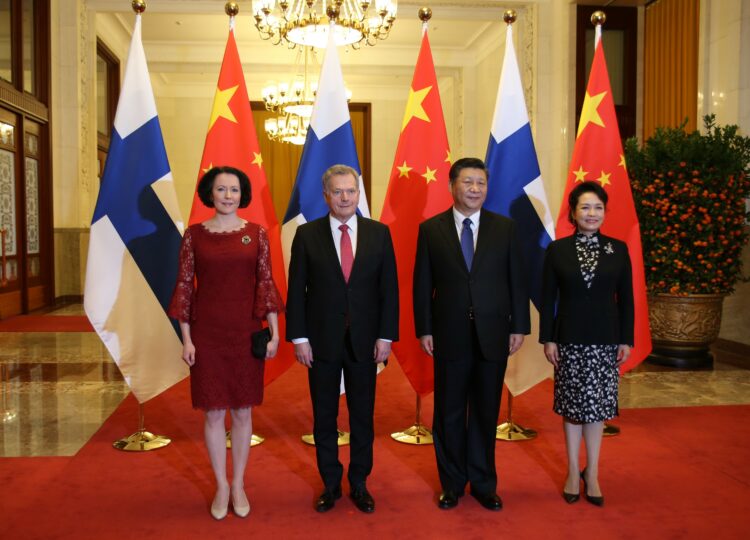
{"left": 413, "top": 157, "right": 530, "bottom": 511}
{"left": 287, "top": 164, "right": 399, "bottom": 514}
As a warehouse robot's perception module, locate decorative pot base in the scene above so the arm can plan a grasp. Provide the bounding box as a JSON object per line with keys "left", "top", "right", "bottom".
{"left": 647, "top": 294, "right": 724, "bottom": 369}
{"left": 647, "top": 350, "right": 713, "bottom": 370}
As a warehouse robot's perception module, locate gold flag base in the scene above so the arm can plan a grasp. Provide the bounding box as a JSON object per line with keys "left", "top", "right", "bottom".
{"left": 390, "top": 423, "right": 433, "bottom": 445}
{"left": 495, "top": 391, "right": 538, "bottom": 442}
{"left": 113, "top": 404, "right": 170, "bottom": 451}
{"left": 225, "top": 431, "right": 265, "bottom": 448}
{"left": 603, "top": 423, "right": 620, "bottom": 437}
{"left": 113, "top": 430, "right": 171, "bottom": 452}
{"left": 496, "top": 421, "right": 537, "bottom": 441}
{"left": 301, "top": 430, "right": 350, "bottom": 446}
{"left": 391, "top": 393, "right": 433, "bottom": 445}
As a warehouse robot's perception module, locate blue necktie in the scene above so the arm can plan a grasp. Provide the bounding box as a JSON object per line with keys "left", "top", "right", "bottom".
{"left": 461, "top": 217, "right": 474, "bottom": 270}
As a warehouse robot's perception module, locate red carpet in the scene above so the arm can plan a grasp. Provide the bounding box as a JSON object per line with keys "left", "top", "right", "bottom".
{"left": 1, "top": 362, "right": 749, "bottom": 539}
{"left": 0, "top": 315, "right": 93, "bottom": 332}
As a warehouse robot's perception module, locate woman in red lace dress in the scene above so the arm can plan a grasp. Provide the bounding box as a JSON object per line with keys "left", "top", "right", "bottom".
{"left": 168, "top": 166, "right": 283, "bottom": 520}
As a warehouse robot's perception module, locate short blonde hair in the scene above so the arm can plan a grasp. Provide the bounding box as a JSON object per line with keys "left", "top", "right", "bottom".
{"left": 322, "top": 164, "right": 359, "bottom": 192}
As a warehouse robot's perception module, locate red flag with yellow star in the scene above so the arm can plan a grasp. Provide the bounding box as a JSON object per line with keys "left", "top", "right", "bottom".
{"left": 557, "top": 33, "right": 651, "bottom": 372}
{"left": 188, "top": 25, "right": 293, "bottom": 385}
{"left": 380, "top": 29, "right": 453, "bottom": 395}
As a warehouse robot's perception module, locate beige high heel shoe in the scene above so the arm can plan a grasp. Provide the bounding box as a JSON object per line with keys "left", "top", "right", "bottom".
{"left": 232, "top": 487, "right": 251, "bottom": 518}
{"left": 210, "top": 489, "right": 230, "bottom": 520}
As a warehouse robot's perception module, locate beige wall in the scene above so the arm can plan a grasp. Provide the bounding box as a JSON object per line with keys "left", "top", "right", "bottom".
{"left": 700, "top": 0, "right": 750, "bottom": 344}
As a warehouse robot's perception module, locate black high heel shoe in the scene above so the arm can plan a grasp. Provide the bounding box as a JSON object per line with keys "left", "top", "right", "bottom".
{"left": 581, "top": 469, "right": 604, "bottom": 507}
{"left": 562, "top": 490, "right": 580, "bottom": 504}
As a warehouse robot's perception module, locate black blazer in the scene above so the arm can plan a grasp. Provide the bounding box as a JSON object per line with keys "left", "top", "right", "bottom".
{"left": 413, "top": 208, "right": 530, "bottom": 363}
{"left": 286, "top": 214, "right": 399, "bottom": 362}
{"left": 539, "top": 233, "right": 634, "bottom": 346}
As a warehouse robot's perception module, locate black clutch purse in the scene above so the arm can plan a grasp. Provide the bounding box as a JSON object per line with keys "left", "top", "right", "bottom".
{"left": 251, "top": 328, "right": 271, "bottom": 359}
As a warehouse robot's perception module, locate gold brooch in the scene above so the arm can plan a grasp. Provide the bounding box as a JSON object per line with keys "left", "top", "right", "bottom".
{"left": 241, "top": 235, "right": 251, "bottom": 245}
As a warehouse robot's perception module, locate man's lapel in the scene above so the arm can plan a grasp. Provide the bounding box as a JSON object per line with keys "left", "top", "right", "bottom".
{"left": 316, "top": 215, "right": 346, "bottom": 283}
{"left": 436, "top": 209, "right": 469, "bottom": 273}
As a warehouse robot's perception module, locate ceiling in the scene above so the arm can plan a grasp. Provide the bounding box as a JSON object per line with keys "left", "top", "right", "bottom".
{"left": 89, "top": 0, "right": 530, "bottom": 98}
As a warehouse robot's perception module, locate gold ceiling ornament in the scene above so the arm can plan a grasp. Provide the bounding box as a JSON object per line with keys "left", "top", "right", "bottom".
{"left": 503, "top": 9, "right": 516, "bottom": 25}
{"left": 131, "top": 0, "right": 146, "bottom": 14}
{"left": 252, "top": 0, "right": 398, "bottom": 49}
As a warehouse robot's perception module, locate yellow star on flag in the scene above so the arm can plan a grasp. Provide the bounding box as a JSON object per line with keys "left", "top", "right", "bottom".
{"left": 397, "top": 161, "right": 412, "bottom": 178}
{"left": 573, "top": 165, "right": 588, "bottom": 183}
{"left": 401, "top": 85, "right": 432, "bottom": 131}
{"left": 576, "top": 90, "right": 607, "bottom": 137}
{"left": 422, "top": 166, "right": 437, "bottom": 183}
{"left": 596, "top": 170, "right": 612, "bottom": 187}
{"left": 618, "top": 154, "right": 627, "bottom": 170}
{"left": 445, "top": 149, "right": 452, "bottom": 164}
{"left": 202, "top": 162, "right": 214, "bottom": 174}
{"left": 208, "top": 84, "right": 239, "bottom": 131}
{"left": 252, "top": 152, "right": 263, "bottom": 168}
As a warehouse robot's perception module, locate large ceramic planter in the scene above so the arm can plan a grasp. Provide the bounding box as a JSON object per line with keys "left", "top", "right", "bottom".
{"left": 647, "top": 293, "right": 724, "bottom": 369}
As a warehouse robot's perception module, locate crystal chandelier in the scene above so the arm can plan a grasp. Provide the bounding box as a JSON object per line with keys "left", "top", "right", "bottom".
{"left": 265, "top": 113, "right": 310, "bottom": 145}
{"left": 252, "top": 0, "right": 398, "bottom": 49}
{"left": 262, "top": 47, "right": 351, "bottom": 145}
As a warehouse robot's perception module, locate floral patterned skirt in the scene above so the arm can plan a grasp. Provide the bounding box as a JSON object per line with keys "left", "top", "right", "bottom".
{"left": 553, "top": 344, "right": 619, "bottom": 423}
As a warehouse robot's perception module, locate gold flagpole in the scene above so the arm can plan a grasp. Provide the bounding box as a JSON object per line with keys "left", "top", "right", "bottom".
{"left": 496, "top": 388, "right": 537, "bottom": 441}
{"left": 113, "top": 402, "right": 171, "bottom": 451}
{"left": 391, "top": 393, "right": 433, "bottom": 445}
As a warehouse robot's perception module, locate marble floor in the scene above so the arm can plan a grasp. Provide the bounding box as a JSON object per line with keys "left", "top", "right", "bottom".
{"left": 1, "top": 304, "right": 749, "bottom": 457}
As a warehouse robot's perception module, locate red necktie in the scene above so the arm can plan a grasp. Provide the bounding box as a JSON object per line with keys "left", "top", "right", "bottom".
{"left": 339, "top": 224, "right": 353, "bottom": 282}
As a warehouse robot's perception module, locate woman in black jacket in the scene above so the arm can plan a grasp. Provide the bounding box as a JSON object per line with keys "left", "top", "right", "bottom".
{"left": 540, "top": 181, "right": 634, "bottom": 507}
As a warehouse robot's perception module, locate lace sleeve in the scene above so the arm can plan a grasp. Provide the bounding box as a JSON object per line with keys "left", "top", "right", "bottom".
{"left": 253, "top": 226, "right": 284, "bottom": 319}
{"left": 168, "top": 227, "right": 195, "bottom": 322}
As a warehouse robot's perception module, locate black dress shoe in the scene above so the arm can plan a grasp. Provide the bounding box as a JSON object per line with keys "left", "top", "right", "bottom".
{"left": 581, "top": 469, "right": 604, "bottom": 507}
{"left": 437, "top": 491, "right": 460, "bottom": 510}
{"left": 470, "top": 490, "right": 503, "bottom": 511}
{"left": 315, "top": 486, "right": 342, "bottom": 513}
{"left": 350, "top": 484, "right": 375, "bottom": 513}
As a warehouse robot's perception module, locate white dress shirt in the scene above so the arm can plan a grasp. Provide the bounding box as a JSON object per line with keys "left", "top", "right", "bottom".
{"left": 453, "top": 207, "right": 480, "bottom": 249}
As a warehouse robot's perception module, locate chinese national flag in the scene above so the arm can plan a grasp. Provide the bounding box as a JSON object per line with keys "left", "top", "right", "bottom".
{"left": 188, "top": 26, "right": 293, "bottom": 385}
{"left": 557, "top": 34, "right": 652, "bottom": 372}
{"left": 380, "top": 30, "right": 453, "bottom": 395}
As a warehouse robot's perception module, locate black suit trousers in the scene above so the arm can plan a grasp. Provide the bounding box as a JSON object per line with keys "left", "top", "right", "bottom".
{"left": 307, "top": 331, "right": 377, "bottom": 491}
{"left": 433, "top": 323, "right": 507, "bottom": 494}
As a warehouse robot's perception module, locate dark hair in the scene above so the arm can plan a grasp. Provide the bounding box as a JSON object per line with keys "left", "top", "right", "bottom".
{"left": 197, "top": 166, "right": 252, "bottom": 208}
{"left": 567, "top": 180, "right": 608, "bottom": 224}
{"left": 449, "top": 157, "right": 489, "bottom": 185}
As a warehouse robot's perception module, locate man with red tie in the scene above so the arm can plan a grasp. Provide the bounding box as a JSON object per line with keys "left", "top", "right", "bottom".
{"left": 287, "top": 164, "right": 399, "bottom": 514}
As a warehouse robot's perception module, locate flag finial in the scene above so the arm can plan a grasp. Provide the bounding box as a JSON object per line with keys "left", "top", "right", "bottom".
{"left": 591, "top": 10, "right": 606, "bottom": 27}
{"left": 131, "top": 0, "right": 146, "bottom": 14}
{"left": 418, "top": 7, "right": 432, "bottom": 23}
{"left": 225, "top": 2, "right": 239, "bottom": 17}
{"left": 503, "top": 9, "right": 517, "bottom": 25}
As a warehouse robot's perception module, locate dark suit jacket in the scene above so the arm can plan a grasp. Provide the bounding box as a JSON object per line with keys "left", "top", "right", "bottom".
{"left": 539, "top": 233, "right": 634, "bottom": 346}
{"left": 413, "top": 208, "right": 530, "bottom": 363}
{"left": 286, "top": 214, "right": 399, "bottom": 362}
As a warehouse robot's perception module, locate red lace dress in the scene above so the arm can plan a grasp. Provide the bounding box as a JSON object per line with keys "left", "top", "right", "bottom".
{"left": 168, "top": 222, "right": 283, "bottom": 410}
